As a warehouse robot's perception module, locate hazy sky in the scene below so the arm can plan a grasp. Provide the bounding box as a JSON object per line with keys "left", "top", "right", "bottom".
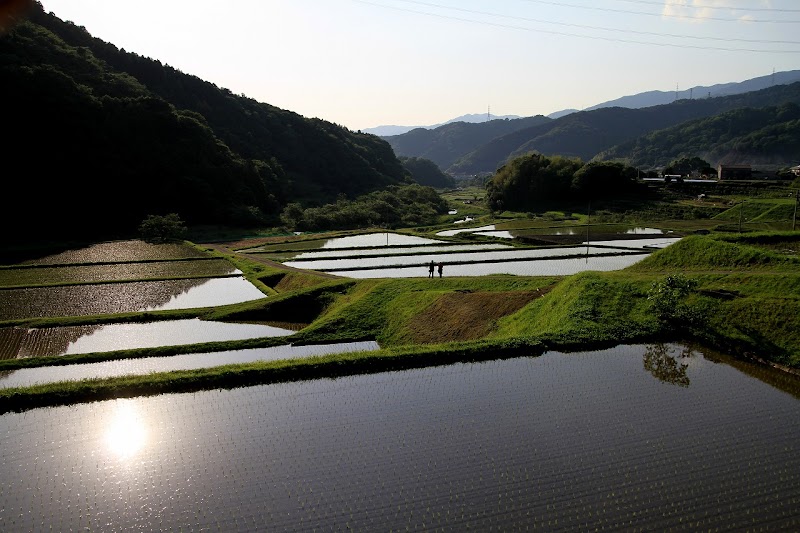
{"left": 37, "top": 0, "right": 800, "bottom": 130}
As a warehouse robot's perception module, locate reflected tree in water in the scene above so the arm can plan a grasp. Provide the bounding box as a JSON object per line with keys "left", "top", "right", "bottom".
{"left": 643, "top": 344, "right": 691, "bottom": 387}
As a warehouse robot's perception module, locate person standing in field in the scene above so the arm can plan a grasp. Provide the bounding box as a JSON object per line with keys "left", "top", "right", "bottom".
{"left": 428, "top": 260, "right": 435, "bottom": 278}
{"left": 437, "top": 262, "right": 443, "bottom": 278}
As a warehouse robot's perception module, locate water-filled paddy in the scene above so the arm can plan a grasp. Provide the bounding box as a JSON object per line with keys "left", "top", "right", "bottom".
{"left": 0, "top": 259, "right": 239, "bottom": 287}
{"left": 18, "top": 239, "right": 211, "bottom": 265}
{"left": 319, "top": 253, "right": 649, "bottom": 278}
{"left": 0, "top": 319, "right": 296, "bottom": 359}
{"left": 320, "top": 233, "right": 446, "bottom": 248}
{"left": 269, "top": 243, "right": 512, "bottom": 260}
{"left": 0, "top": 341, "right": 380, "bottom": 388}
{"left": 0, "top": 276, "right": 266, "bottom": 320}
{"left": 283, "top": 246, "right": 643, "bottom": 272}
{"left": 1, "top": 344, "right": 796, "bottom": 530}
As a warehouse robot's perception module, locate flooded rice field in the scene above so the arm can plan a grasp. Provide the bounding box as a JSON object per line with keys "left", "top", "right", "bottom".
{"left": 0, "top": 319, "right": 296, "bottom": 360}
{"left": 283, "top": 246, "right": 644, "bottom": 272}
{"left": 0, "top": 341, "right": 380, "bottom": 389}
{"left": 319, "top": 232, "right": 446, "bottom": 248}
{"left": 254, "top": 242, "right": 513, "bottom": 260}
{"left": 1, "top": 343, "right": 797, "bottom": 530}
{"left": 0, "top": 276, "right": 266, "bottom": 320}
{"left": 18, "top": 240, "right": 211, "bottom": 265}
{"left": 313, "top": 253, "right": 650, "bottom": 278}
{"left": 0, "top": 259, "right": 239, "bottom": 287}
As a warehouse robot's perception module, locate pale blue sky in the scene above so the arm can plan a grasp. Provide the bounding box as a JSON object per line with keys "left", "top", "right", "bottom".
{"left": 38, "top": 0, "right": 800, "bottom": 130}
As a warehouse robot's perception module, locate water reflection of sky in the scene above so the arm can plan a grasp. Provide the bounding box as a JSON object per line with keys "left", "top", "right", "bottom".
{"left": 0, "top": 344, "right": 797, "bottom": 531}
{"left": 436, "top": 225, "right": 496, "bottom": 237}
{"left": 290, "top": 243, "right": 511, "bottom": 260}
{"left": 284, "top": 246, "right": 642, "bottom": 271}
{"left": 324, "top": 254, "right": 648, "bottom": 278}
{"left": 320, "top": 233, "right": 446, "bottom": 248}
{"left": 7, "top": 319, "right": 296, "bottom": 358}
{"left": 143, "top": 277, "right": 266, "bottom": 311}
{"left": 0, "top": 341, "right": 380, "bottom": 389}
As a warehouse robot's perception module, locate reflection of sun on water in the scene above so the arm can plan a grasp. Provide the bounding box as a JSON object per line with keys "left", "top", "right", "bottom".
{"left": 105, "top": 401, "right": 147, "bottom": 459}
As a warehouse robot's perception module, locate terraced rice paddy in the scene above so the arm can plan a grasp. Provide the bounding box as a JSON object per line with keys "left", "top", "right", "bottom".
{"left": 0, "top": 341, "right": 380, "bottom": 388}
{"left": 0, "top": 276, "right": 267, "bottom": 320}
{"left": 0, "top": 259, "right": 239, "bottom": 287}
{"left": 320, "top": 254, "right": 652, "bottom": 278}
{"left": 258, "top": 231, "right": 680, "bottom": 278}
{"left": 19, "top": 240, "right": 210, "bottom": 264}
{"left": 283, "top": 246, "right": 646, "bottom": 272}
{"left": 1, "top": 343, "right": 796, "bottom": 530}
{"left": 0, "top": 319, "right": 297, "bottom": 359}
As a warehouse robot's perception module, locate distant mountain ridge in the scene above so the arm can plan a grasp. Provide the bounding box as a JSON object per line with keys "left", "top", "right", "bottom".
{"left": 447, "top": 82, "right": 800, "bottom": 174}
{"left": 372, "top": 69, "right": 800, "bottom": 143}
{"left": 585, "top": 70, "right": 800, "bottom": 111}
{"left": 362, "top": 113, "right": 521, "bottom": 136}
{"left": 385, "top": 81, "right": 800, "bottom": 176}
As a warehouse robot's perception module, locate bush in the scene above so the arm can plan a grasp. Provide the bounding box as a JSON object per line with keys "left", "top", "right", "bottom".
{"left": 138, "top": 213, "right": 188, "bottom": 243}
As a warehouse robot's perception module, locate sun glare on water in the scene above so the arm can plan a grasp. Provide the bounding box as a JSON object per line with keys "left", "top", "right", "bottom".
{"left": 105, "top": 401, "right": 148, "bottom": 459}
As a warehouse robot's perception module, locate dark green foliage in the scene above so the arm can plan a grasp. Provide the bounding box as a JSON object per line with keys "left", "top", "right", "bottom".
{"left": 138, "top": 213, "right": 188, "bottom": 243}
{"left": 570, "top": 160, "right": 640, "bottom": 199}
{"left": 647, "top": 274, "right": 709, "bottom": 332}
{"left": 285, "top": 184, "right": 449, "bottom": 231}
{"left": 399, "top": 157, "right": 456, "bottom": 188}
{"left": 600, "top": 102, "right": 800, "bottom": 167}
{"left": 1, "top": 3, "right": 407, "bottom": 245}
{"left": 485, "top": 154, "right": 642, "bottom": 211}
{"left": 664, "top": 156, "right": 713, "bottom": 176}
{"left": 486, "top": 153, "right": 583, "bottom": 211}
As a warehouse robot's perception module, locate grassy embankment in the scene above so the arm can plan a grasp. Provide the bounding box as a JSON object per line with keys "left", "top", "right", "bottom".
{"left": 1, "top": 230, "right": 798, "bottom": 413}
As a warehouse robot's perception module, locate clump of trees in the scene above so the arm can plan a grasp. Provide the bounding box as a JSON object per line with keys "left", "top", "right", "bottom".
{"left": 139, "top": 213, "right": 187, "bottom": 243}
{"left": 485, "top": 153, "right": 643, "bottom": 212}
{"left": 280, "top": 184, "right": 449, "bottom": 231}
{"left": 663, "top": 157, "right": 715, "bottom": 177}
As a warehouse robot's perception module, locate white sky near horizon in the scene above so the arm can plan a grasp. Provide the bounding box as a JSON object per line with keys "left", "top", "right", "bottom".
{"left": 36, "top": 0, "right": 800, "bottom": 131}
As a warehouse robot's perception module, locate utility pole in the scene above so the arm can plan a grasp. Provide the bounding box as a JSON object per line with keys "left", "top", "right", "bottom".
{"left": 739, "top": 199, "right": 745, "bottom": 233}
{"left": 586, "top": 201, "right": 591, "bottom": 260}
{"left": 793, "top": 189, "right": 798, "bottom": 231}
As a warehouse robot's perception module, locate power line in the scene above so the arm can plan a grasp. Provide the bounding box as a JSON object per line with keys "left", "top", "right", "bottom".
{"left": 354, "top": 0, "right": 800, "bottom": 53}
{"left": 517, "top": 0, "right": 800, "bottom": 23}
{"left": 392, "top": 0, "right": 800, "bottom": 46}
{"left": 615, "top": 0, "right": 800, "bottom": 13}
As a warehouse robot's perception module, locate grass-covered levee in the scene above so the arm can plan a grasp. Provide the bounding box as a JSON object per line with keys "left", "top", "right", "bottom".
{"left": 1, "top": 231, "right": 798, "bottom": 412}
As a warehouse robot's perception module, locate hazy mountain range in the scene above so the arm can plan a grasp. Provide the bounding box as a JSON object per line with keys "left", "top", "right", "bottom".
{"left": 383, "top": 78, "right": 800, "bottom": 175}
{"left": 363, "top": 113, "right": 521, "bottom": 137}
{"left": 367, "top": 69, "right": 800, "bottom": 138}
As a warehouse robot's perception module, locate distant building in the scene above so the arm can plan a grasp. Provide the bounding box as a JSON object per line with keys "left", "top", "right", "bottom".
{"left": 791, "top": 165, "right": 800, "bottom": 177}
{"left": 717, "top": 164, "right": 751, "bottom": 180}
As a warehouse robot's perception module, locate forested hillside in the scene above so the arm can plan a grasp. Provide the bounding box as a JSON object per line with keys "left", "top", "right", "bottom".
{"left": 383, "top": 115, "right": 551, "bottom": 170}
{"left": 1, "top": 2, "right": 407, "bottom": 244}
{"left": 443, "top": 82, "right": 800, "bottom": 175}
{"left": 596, "top": 102, "right": 800, "bottom": 167}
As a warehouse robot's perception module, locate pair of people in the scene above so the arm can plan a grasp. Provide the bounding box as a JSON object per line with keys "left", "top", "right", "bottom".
{"left": 428, "top": 260, "right": 444, "bottom": 278}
